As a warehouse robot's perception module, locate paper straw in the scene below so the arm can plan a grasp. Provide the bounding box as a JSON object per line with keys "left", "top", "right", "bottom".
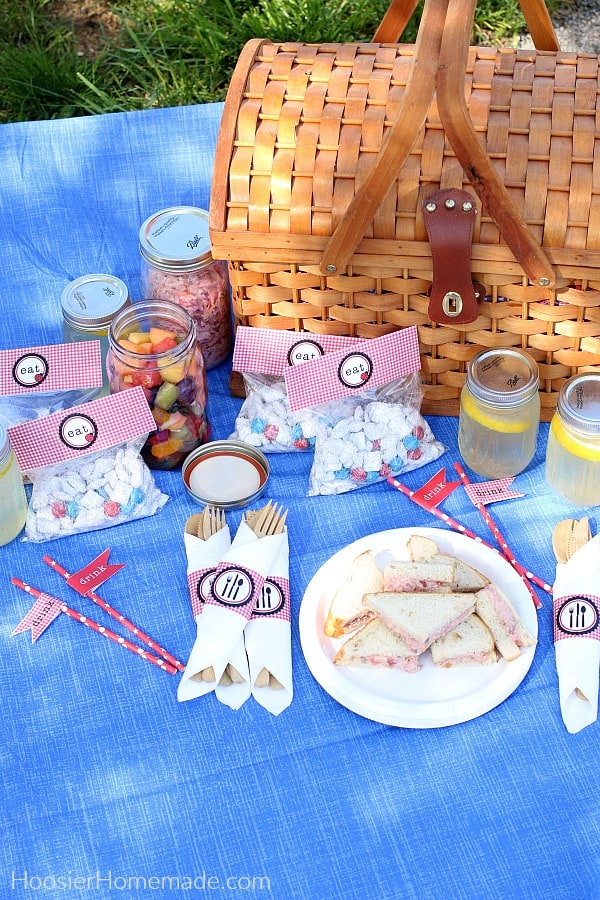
{"left": 452, "top": 463, "right": 544, "bottom": 609}
{"left": 11, "top": 578, "right": 178, "bottom": 675}
{"left": 387, "top": 475, "right": 549, "bottom": 606}
{"left": 43, "top": 554, "right": 185, "bottom": 672}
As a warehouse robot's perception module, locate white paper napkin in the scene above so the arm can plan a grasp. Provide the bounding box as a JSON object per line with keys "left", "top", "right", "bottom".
{"left": 554, "top": 533, "right": 600, "bottom": 734}
{"left": 179, "top": 518, "right": 285, "bottom": 703}
{"left": 178, "top": 523, "right": 232, "bottom": 702}
{"left": 244, "top": 531, "right": 292, "bottom": 715}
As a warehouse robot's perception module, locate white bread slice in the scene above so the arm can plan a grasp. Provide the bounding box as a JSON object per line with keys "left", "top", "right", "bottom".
{"left": 334, "top": 617, "right": 422, "bottom": 672}
{"left": 431, "top": 614, "right": 498, "bottom": 667}
{"left": 383, "top": 559, "right": 455, "bottom": 592}
{"left": 475, "top": 583, "right": 536, "bottom": 661}
{"left": 362, "top": 591, "right": 476, "bottom": 654}
{"left": 407, "top": 534, "right": 439, "bottom": 562}
{"left": 324, "top": 550, "right": 383, "bottom": 638}
{"left": 432, "top": 554, "right": 490, "bottom": 592}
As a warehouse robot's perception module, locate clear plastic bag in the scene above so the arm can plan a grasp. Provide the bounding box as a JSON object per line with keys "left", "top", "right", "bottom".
{"left": 307, "top": 373, "right": 446, "bottom": 495}
{"left": 23, "top": 437, "right": 168, "bottom": 542}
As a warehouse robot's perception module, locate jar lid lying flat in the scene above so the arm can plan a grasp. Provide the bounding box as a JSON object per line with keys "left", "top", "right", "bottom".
{"left": 558, "top": 373, "right": 600, "bottom": 435}
{"left": 182, "top": 441, "right": 270, "bottom": 508}
{"left": 139, "top": 206, "right": 212, "bottom": 271}
{"left": 466, "top": 348, "right": 539, "bottom": 406}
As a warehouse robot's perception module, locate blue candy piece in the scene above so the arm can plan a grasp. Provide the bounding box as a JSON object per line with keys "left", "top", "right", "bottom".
{"left": 291, "top": 424, "right": 303, "bottom": 440}
{"left": 402, "top": 434, "right": 419, "bottom": 450}
{"left": 250, "top": 417, "right": 267, "bottom": 434}
{"left": 365, "top": 471, "right": 380, "bottom": 483}
{"left": 121, "top": 502, "right": 136, "bottom": 516}
{"left": 66, "top": 500, "right": 79, "bottom": 519}
{"left": 129, "top": 487, "right": 145, "bottom": 505}
{"left": 334, "top": 468, "right": 350, "bottom": 480}
{"left": 308, "top": 436, "right": 316, "bottom": 449}
{"left": 389, "top": 456, "right": 404, "bottom": 471}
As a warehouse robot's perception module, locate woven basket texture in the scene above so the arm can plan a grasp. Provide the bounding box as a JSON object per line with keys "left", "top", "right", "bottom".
{"left": 209, "top": 40, "right": 600, "bottom": 418}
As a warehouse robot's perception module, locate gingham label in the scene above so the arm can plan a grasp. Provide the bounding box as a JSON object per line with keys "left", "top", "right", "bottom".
{"left": 284, "top": 327, "right": 421, "bottom": 412}
{"left": 464, "top": 478, "right": 524, "bottom": 506}
{"left": 187, "top": 566, "right": 218, "bottom": 618}
{"left": 252, "top": 576, "right": 290, "bottom": 621}
{"left": 554, "top": 594, "right": 600, "bottom": 642}
{"left": 205, "top": 562, "right": 264, "bottom": 620}
{"left": 0, "top": 342, "right": 103, "bottom": 394}
{"left": 11, "top": 592, "right": 62, "bottom": 642}
{"left": 7, "top": 386, "right": 156, "bottom": 471}
{"left": 231, "top": 326, "right": 362, "bottom": 377}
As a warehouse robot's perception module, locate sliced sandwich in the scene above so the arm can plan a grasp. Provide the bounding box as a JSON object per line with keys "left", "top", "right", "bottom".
{"left": 383, "top": 559, "right": 456, "bottom": 593}
{"left": 475, "top": 584, "right": 536, "bottom": 661}
{"left": 334, "top": 617, "right": 422, "bottom": 672}
{"left": 406, "top": 533, "right": 489, "bottom": 592}
{"left": 324, "top": 550, "right": 383, "bottom": 638}
{"left": 431, "top": 614, "right": 498, "bottom": 668}
{"left": 362, "top": 591, "right": 476, "bottom": 654}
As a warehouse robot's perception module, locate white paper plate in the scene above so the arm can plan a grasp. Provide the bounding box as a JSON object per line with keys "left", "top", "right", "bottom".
{"left": 299, "top": 527, "right": 538, "bottom": 728}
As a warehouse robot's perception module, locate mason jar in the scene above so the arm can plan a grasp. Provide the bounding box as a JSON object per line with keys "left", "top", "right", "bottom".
{"left": 545, "top": 374, "right": 600, "bottom": 506}
{"left": 458, "top": 348, "right": 540, "bottom": 478}
{"left": 106, "top": 299, "right": 210, "bottom": 470}
{"left": 61, "top": 274, "right": 131, "bottom": 396}
{"left": 0, "top": 423, "right": 28, "bottom": 545}
{"left": 139, "top": 206, "right": 232, "bottom": 370}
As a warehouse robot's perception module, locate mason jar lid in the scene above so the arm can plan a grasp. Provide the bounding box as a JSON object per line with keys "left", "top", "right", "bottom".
{"left": 139, "top": 206, "right": 213, "bottom": 272}
{"left": 466, "top": 348, "right": 539, "bottom": 407}
{"left": 61, "top": 274, "right": 130, "bottom": 330}
{"left": 182, "top": 441, "right": 270, "bottom": 509}
{"left": 557, "top": 373, "right": 600, "bottom": 436}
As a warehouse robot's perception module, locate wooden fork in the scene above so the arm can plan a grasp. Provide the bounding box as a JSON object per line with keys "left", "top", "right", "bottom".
{"left": 552, "top": 517, "right": 592, "bottom": 564}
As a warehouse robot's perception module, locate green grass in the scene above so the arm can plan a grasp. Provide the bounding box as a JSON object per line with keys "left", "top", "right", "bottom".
{"left": 0, "top": 0, "right": 564, "bottom": 123}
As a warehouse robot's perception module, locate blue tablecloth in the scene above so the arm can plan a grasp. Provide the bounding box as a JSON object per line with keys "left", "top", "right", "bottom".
{"left": 1, "top": 103, "right": 598, "bottom": 900}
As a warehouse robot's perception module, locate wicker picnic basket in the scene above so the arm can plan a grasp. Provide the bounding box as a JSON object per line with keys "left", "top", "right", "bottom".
{"left": 209, "top": 0, "right": 600, "bottom": 419}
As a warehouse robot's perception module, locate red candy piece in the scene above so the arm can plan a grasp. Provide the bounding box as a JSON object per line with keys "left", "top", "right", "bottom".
{"left": 51, "top": 501, "right": 66, "bottom": 518}
{"left": 350, "top": 467, "right": 367, "bottom": 482}
{"left": 103, "top": 501, "right": 121, "bottom": 518}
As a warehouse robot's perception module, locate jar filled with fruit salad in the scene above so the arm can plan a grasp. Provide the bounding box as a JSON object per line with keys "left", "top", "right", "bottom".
{"left": 458, "top": 348, "right": 540, "bottom": 478}
{"left": 106, "top": 299, "right": 210, "bottom": 469}
{"left": 139, "top": 206, "right": 231, "bottom": 370}
{"left": 545, "top": 374, "right": 600, "bottom": 506}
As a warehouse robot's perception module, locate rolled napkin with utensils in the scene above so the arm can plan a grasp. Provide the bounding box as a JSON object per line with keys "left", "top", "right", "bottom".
{"left": 244, "top": 525, "right": 292, "bottom": 715}
{"left": 178, "top": 502, "right": 287, "bottom": 703}
{"left": 178, "top": 506, "right": 232, "bottom": 702}
{"left": 552, "top": 523, "right": 600, "bottom": 733}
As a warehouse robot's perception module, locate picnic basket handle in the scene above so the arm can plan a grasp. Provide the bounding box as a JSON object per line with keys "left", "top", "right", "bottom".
{"left": 437, "top": 0, "right": 556, "bottom": 286}
{"left": 319, "top": 0, "right": 450, "bottom": 276}
{"left": 319, "top": 0, "right": 559, "bottom": 282}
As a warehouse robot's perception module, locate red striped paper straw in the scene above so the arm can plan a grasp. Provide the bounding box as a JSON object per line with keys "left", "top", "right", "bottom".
{"left": 11, "top": 578, "right": 178, "bottom": 675}
{"left": 452, "top": 463, "right": 545, "bottom": 608}
{"left": 387, "top": 475, "right": 549, "bottom": 606}
{"left": 43, "top": 555, "right": 185, "bottom": 673}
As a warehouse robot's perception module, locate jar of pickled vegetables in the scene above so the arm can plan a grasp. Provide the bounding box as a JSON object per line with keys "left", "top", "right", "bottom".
{"left": 0, "top": 423, "right": 28, "bottom": 545}
{"left": 545, "top": 374, "right": 600, "bottom": 506}
{"left": 139, "top": 206, "right": 231, "bottom": 370}
{"left": 458, "top": 348, "right": 540, "bottom": 478}
{"left": 106, "top": 299, "right": 210, "bottom": 470}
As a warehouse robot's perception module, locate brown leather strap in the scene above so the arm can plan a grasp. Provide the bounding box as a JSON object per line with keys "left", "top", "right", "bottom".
{"left": 318, "top": 0, "right": 450, "bottom": 276}
{"left": 423, "top": 189, "right": 480, "bottom": 324}
{"left": 437, "top": 0, "right": 556, "bottom": 287}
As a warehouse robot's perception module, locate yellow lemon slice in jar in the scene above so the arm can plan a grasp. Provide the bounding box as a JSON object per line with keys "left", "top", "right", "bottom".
{"left": 550, "top": 414, "right": 600, "bottom": 461}
{"left": 460, "top": 390, "right": 529, "bottom": 433}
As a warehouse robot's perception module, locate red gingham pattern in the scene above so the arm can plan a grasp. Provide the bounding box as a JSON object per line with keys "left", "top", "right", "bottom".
{"left": 464, "top": 478, "right": 524, "bottom": 506}
{"left": 7, "top": 386, "right": 156, "bottom": 471}
{"left": 187, "top": 568, "right": 216, "bottom": 619}
{"left": 231, "top": 326, "right": 362, "bottom": 377}
{"left": 0, "top": 342, "right": 102, "bottom": 394}
{"left": 11, "top": 592, "right": 62, "bottom": 642}
{"left": 284, "top": 327, "right": 421, "bottom": 412}
{"left": 554, "top": 594, "right": 600, "bottom": 643}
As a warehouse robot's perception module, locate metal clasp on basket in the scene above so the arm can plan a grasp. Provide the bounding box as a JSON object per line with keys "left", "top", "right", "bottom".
{"left": 423, "top": 188, "right": 480, "bottom": 325}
